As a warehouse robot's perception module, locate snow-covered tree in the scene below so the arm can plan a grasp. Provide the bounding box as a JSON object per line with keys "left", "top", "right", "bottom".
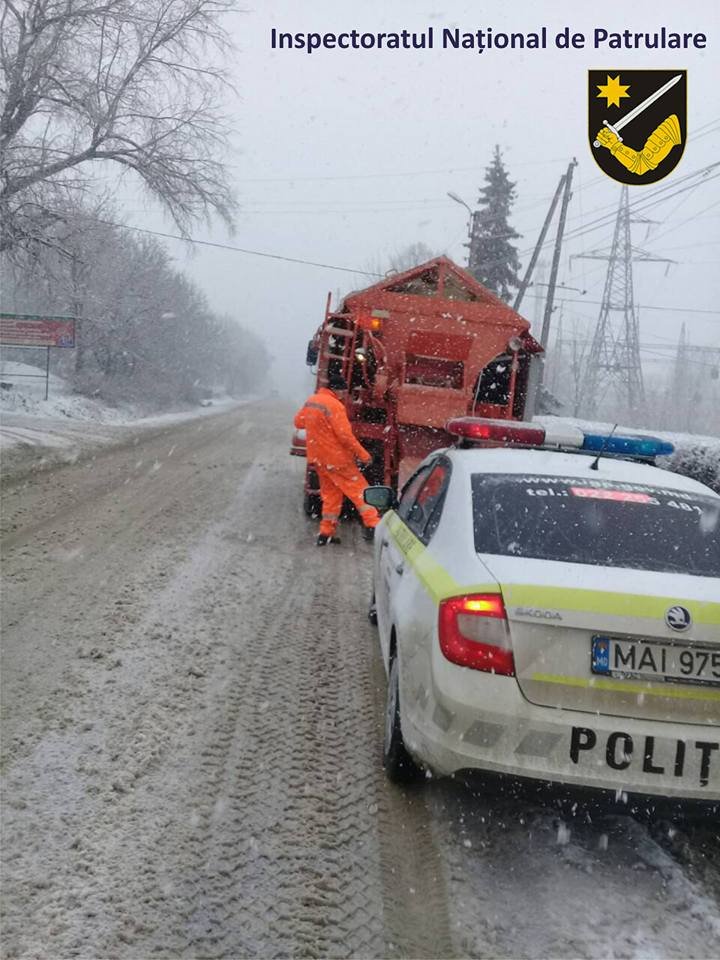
{"left": 0, "top": 0, "right": 237, "bottom": 255}
{"left": 0, "top": 199, "right": 270, "bottom": 407}
{"left": 468, "top": 146, "right": 521, "bottom": 302}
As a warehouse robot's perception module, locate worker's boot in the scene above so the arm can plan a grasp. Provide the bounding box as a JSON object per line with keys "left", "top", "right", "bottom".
{"left": 362, "top": 526, "right": 375, "bottom": 543}
{"left": 317, "top": 534, "right": 342, "bottom": 546}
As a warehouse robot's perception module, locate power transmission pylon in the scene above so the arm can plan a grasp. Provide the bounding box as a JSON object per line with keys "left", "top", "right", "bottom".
{"left": 577, "top": 185, "right": 671, "bottom": 419}
{"left": 668, "top": 322, "right": 689, "bottom": 430}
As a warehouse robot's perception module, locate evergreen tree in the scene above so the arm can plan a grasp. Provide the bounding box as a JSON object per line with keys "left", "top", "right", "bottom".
{"left": 467, "top": 146, "right": 521, "bottom": 301}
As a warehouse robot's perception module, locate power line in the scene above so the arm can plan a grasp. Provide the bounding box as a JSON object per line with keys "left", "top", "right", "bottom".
{"left": 561, "top": 166, "right": 720, "bottom": 245}
{"left": 645, "top": 199, "right": 720, "bottom": 246}
{"left": 229, "top": 156, "right": 573, "bottom": 183}
{"left": 58, "top": 213, "right": 718, "bottom": 307}
{"left": 225, "top": 117, "right": 720, "bottom": 185}
{"left": 502, "top": 164, "right": 720, "bottom": 277}
{"left": 46, "top": 158, "right": 719, "bottom": 288}
{"left": 522, "top": 293, "right": 718, "bottom": 317}
{"left": 90, "top": 218, "right": 383, "bottom": 276}
{"left": 556, "top": 337, "right": 718, "bottom": 350}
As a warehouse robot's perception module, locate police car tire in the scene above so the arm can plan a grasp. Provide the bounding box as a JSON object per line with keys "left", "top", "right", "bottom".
{"left": 384, "top": 654, "right": 422, "bottom": 784}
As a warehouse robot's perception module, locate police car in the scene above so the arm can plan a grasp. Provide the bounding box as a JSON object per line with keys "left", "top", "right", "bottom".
{"left": 364, "top": 418, "right": 720, "bottom": 803}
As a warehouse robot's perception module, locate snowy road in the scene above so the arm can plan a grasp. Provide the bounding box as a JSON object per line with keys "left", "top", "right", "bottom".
{"left": 2, "top": 403, "right": 718, "bottom": 959}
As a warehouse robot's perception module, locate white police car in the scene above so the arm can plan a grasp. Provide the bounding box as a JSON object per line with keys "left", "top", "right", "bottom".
{"left": 365, "top": 418, "right": 720, "bottom": 803}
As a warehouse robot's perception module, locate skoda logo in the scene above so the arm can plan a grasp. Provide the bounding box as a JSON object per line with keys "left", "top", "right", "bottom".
{"left": 665, "top": 605, "right": 692, "bottom": 632}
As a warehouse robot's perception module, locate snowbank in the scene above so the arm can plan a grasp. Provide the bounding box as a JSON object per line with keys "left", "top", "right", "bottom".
{"left": 0, "top": 360, "right": 249, "bottom": 475}
{"left": 536, "top": 415, "right": 720, "bottom": 493}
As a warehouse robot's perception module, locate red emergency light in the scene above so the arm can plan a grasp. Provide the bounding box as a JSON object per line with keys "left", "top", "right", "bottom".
{"left": 446, "top": 417, "right": 546, "bottom": 447}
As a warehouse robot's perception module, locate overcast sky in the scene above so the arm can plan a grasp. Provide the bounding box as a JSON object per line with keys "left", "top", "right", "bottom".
{"left": 121, "top": 0, "right": 720, "bottom": 402}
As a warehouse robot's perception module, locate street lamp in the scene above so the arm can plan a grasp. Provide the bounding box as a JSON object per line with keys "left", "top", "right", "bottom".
{"left": 447, "top": 191, "right": 474, "bottom": 240}
{"left": 447, "top": 192, "right": 517, "bottom": 242}
{"left": 447, "top": 191, "right": 472, "bottom": 218}
{"left": 447, "top": 191, "right": 476, "bottom": 267}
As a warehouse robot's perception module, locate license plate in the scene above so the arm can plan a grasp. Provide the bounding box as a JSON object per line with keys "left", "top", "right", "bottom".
{"left": 591, "top": 635, "right": 720, "bottom": 686}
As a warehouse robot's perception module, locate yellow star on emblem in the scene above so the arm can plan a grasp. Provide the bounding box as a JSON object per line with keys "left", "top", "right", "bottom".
{"left": 596, "top": 75, "right": 630, "bottom": 108}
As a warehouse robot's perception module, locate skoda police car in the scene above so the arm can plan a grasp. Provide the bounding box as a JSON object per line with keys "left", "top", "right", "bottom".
{"left": 365, "top": 418, "right": 720, "bottom": 802}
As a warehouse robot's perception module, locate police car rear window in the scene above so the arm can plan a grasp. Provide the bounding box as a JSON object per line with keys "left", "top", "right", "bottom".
{"left": 471, "top": 474, "right": 720, "bottom": 576}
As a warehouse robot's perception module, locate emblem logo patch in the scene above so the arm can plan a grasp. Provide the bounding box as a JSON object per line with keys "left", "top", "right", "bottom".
{"left": 589, "top": 69, "right": 686, "bottom": 183}
{"left": 665, "top": 605, "right": 692, "bottom": 632}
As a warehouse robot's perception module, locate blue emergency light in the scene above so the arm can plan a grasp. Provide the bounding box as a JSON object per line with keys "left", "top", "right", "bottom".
{"left": 580, "top": 433, "right": 675, "bottom": 458}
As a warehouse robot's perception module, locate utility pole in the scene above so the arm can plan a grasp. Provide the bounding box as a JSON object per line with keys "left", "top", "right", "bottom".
{"left": 513, "top": 176, "right": 565, "bottom": 313}
{"left": 532, "top": 259, "right": 547, "bottom": 329}
{"left": 525, "top": 159, "right": 576, "bottom": 415}
{"left": 577, "top": 185, "right": 673, "bottom": 420}
{"left": 538, "top": 160, "right": 576, "bottom": 357}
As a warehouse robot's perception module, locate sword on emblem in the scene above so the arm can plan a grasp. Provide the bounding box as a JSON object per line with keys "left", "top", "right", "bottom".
{"left": 593, "top": 74, "right": 682, "bottom": 148}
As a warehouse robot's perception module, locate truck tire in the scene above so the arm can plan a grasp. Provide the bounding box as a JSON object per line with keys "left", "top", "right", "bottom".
{"left": 304, "top": 467, "right": 321, "bottom": 518}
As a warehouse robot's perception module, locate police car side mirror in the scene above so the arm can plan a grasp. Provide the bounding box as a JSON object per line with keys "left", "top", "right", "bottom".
{"left": 364, "top": 485, "right": 396, "bottom": 512}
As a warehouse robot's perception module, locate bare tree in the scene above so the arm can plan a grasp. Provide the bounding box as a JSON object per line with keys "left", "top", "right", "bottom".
{"left": 386, "top": 242, "right": 438, "bottom": 274}
{"left": 546, "top": 319, "right": 592, "bottom": 418}
{"left": 1, "top": 197, "right": 270, "bottom": 407}
{"left": 360, "top": 241, "right": 440, "bottom": 287}
{"left": 0, "top": 0, "right": 237, "bottom": 253}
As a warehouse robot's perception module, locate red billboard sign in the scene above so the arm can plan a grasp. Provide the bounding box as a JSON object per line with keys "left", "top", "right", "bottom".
{"left": 0, "top": 314, "right": 76, "bottom": 348}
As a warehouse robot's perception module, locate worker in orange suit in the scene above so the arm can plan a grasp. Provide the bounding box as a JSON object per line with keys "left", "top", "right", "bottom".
{"left": 294, "top": 371, "right": 380, "bottom": 546}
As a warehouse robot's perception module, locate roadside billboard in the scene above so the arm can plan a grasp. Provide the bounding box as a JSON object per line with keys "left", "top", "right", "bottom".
{"left": 0, "top": 314, "right": 76, "bottom": 348}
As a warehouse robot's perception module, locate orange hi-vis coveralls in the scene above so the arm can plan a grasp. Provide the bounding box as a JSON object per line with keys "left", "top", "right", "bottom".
{"left": 294, "top": 387, "right": 380, "bottom": 538}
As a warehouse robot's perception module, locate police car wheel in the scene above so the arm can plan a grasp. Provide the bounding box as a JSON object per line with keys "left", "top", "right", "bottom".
{"left": 384, "top": 654, "right": 422, "bottom": 784}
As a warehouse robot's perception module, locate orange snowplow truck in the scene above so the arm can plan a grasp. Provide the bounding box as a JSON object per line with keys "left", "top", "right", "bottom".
{"left": 291, "top": 256, "right": 542, "bottom": 516}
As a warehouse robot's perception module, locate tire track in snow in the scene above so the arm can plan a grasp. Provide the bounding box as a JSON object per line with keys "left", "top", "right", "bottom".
{"left": 175, "top": 458, "right": 389, "bottom": 957}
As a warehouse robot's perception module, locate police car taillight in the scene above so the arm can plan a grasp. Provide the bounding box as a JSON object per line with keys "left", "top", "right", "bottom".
{"left": 438, "top": 594, "right": 515, "bottom": 676}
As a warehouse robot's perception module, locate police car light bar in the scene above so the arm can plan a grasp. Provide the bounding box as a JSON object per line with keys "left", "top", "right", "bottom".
{"left": 446, "top": 418, "right": 546, "bottom": 447}
{"left": 445, "top": 417, "right": 675, "bottom": 458}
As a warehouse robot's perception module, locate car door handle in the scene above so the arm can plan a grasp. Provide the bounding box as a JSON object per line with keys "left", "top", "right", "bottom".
{"left": 395, "top": 562, "right": 404, "bottom": 575}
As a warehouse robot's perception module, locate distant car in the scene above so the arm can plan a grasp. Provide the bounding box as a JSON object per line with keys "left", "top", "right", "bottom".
{"left": 365, "top": 418, "right": 720, "bottom": 805}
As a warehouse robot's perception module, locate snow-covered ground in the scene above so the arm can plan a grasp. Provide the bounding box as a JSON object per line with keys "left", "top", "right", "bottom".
{"left": 3, "top": 404, "right": 718, "bottom": 959}
{"left": 0, "top": 360, "right": 141, "bottom": 425}
{"left": 0, "top": 361, "right": 249, "bottom": 475}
